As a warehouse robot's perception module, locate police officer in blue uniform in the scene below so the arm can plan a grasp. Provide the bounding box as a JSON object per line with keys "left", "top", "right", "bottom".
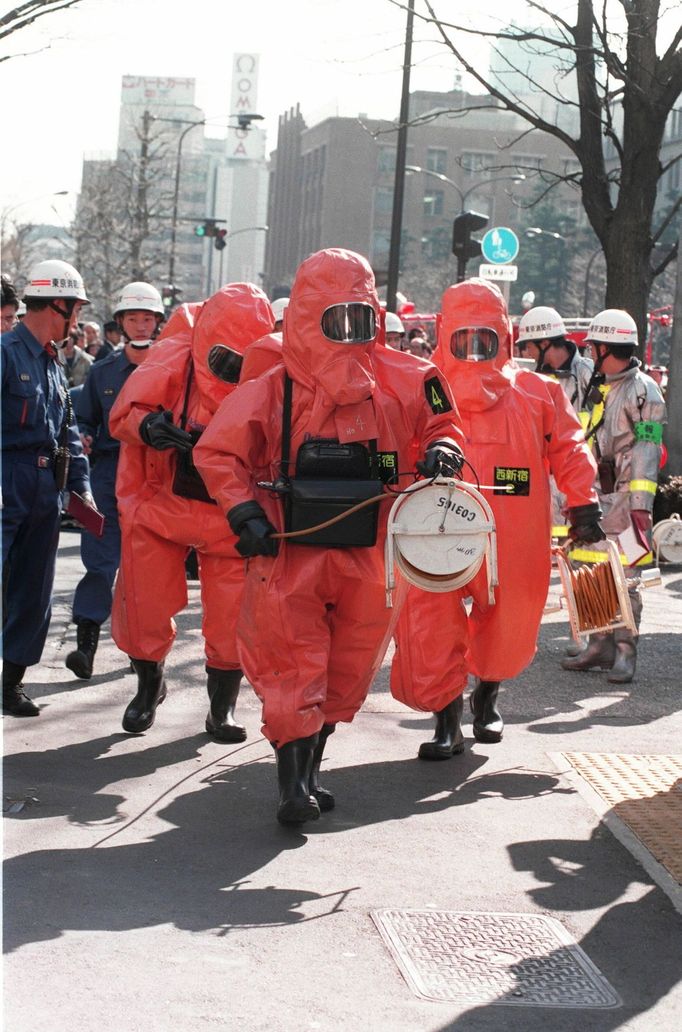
{"left": 2, "top": 259, "right": 92, "bottom": 717}
{"left": 66, "top": 282, "right": 165, "bottom": 679}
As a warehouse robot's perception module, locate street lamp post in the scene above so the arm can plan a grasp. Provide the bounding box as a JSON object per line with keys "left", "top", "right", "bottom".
{"left": 386, "top": 0, "right": 415, "bottom": 314}
{"left": 167, "top": 119, "right": 205, "bottom": 286}
{"left": 153, "top": 113, "right": 265, "bottom": 288}
{"left": 405, "top": 165, "right": 526, "bottom": 214}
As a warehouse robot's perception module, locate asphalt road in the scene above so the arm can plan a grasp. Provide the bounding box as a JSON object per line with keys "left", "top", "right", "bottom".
{"left": 3, "top": 530, "right": 682, "bottom": 1031}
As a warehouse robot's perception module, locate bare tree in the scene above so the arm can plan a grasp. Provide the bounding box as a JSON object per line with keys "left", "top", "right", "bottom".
{"left": 395, "top": 0, "right": 681, "bottom": 342}
{"left": 0, "top": 1, "right": 82, "bottom": 60}
{"left": 74, "top": 114, "right": 176, "bottom": 320}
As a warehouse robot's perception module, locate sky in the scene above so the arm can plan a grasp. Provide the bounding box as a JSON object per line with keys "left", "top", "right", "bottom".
{"left": 0, "top": 0, "right": 496, "bottom": 227}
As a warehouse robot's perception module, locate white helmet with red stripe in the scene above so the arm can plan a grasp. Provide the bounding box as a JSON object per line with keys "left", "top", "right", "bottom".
{"left": 113, "top": 281, "right": 164, "bottom": 317}
{"left": 23, "top": 259, "right": 89, "bottom": 303}
{"left": 585, "top": 309, "right": 638, "bottom": 347}
{"left": 517, "top": 306, "right": 565, "bottom": 343}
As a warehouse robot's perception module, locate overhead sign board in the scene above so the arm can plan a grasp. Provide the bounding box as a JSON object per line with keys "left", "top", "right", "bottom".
{"left": 481, "top": 227, "right": 519, "bottom": 265}
{"left": 479, "top": 263, "right": 518, "bottom": 281}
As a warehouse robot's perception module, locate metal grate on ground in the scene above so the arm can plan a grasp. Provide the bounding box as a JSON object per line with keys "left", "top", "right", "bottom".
{"left": 371, "top": 909, "right": 621, "bottom": 1008}
{"left": 561, "top": 753, "right": 682, "bottom": 884}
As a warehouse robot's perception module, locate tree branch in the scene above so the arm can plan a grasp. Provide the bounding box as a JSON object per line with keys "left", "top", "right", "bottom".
{"left": 0, "top": 1, "right": 81, "bottom": 44}
{"left": 652, "top": 238, "right": 678, "bottom": 277}
{"left": 421, "top": 0, "right": 579, "bottom": 150}
{"left": 652, "top": 193, "right": 682, "bottom": 244}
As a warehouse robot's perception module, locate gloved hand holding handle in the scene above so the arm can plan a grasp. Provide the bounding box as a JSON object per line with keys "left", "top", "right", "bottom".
{"left": 417, "top": 438, "right": 464, "bottom": 479}
{"left": 139, "top": 410, "right": 194, "bottom": 452}
{"left": 567, "top": 502, "right": 606, "bottom": 544}
{"left": 228, "top": 500, "right": 279, "bottom": 558}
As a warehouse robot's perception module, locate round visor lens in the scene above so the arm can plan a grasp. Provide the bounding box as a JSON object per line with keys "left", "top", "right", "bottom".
{"left": 450, "top": 327, "right": 499, "bottom": 362}
{"left": 207, "top": 345, "right": 243, "bottom": 384}
{"left": 321, "top": 303, "right": 376, "bottom": 344}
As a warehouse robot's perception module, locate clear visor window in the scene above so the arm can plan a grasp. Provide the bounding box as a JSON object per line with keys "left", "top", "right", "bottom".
{"left": 321, "top": 303, "right": 376, "bottom": 344}
{"left": 207, "top": 344, "right": 243, "bottom": 384}
{"left": 451, "top": 327, "right": 499, "bottom": 362}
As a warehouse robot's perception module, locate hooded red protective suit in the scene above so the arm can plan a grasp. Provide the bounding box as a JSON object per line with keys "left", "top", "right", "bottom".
{"left": 194, "top": 249, "right": 464, "bottom": 746}
{"left": 109, "top": 283, "right": 274, "bottom": 667}
{"left": 391, "top": 279, "right": 599, "bottom": 711}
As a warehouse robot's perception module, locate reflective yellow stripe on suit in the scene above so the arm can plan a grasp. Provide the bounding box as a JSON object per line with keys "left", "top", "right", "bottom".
{"left": 629, "top": 479, "right": 657, "bottom": 495}
{"left": 569, "top": 547, "right": 653, "bottom": 566}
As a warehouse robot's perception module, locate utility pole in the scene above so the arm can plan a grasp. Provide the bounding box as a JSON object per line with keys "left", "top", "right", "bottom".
{"left": 131, "top": 109, "right": 151, "bottom": 280}
{"left": 664, "top": 252, "right": 681, "bottom": 474}
{"left": 386, "top": 0, "right": 414, "bottom": 314}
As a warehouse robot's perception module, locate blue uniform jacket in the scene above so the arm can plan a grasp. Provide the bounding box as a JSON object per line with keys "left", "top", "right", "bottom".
{"left": 1, "top": 322, "right": 90, "bottom": 494}
{"left": 75, "top": 348, "right": 136, "bottom": 457}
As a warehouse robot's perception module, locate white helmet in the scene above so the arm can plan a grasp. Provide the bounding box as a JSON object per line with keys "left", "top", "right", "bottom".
{"left": 23, "top": 259, "right": 89, "bottom": 303}
{"left": 517, "top": 306, "right": 565, "bottom": 344}
{"left": 585, "top": 308, "right": 638, "bottom": 347}
{"left": 113, "top": 281, "right": 164, "bottom": 317}
{"left": 271, "top": 296, "right": 290, "bottom": 322}
{"left": 385, "top": 311, "right": 405, "bottom": 335}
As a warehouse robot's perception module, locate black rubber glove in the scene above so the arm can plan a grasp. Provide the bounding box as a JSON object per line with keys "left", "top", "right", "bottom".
{"left": 139, "top": 411, "right": 194, "bottom": 452}
{"left": 416, "top": 439, "right": 464, "bottom": 479}
{"left": 567, "top": 503, "right": 606, "bottom": 544}
{"left": 228, "top": 501, "right": 279, "bottom": 558}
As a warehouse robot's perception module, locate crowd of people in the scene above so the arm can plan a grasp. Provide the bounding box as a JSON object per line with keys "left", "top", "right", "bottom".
{"left": 1, "top": 254, "right": 667, "bottom": 825}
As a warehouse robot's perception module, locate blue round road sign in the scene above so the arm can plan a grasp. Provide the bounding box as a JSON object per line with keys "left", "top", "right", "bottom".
{"left": 481, "top": 227, "right": 519, "bottom": 265}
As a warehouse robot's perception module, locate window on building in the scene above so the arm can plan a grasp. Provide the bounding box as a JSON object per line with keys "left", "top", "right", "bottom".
{"left": 374, "top": 186, "right": 393, "bottom": 215}
{"left": 510, "top": 153, "right": 546, "bottom": 174}
{"left": 460, "top": 152, "right": 495, "bottom": 178}
{"left": 378, "top": 146, "right": 396, "bottom": 174}
{"left": 423, "top": 190, "right": 444, "bottom": 216}
{"left": 372, "top": 230, "right": 391, "bottom": 260}
{"left": 426, "top": 148, "right": 447, "bottom": 174}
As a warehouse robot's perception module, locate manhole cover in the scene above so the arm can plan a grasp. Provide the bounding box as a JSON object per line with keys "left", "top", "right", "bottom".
{"left": 372, "top": 909, "right": 620, "bottom": 1008}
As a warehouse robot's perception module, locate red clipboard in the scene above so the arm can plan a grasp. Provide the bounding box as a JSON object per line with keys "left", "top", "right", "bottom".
{"left": 66, "top": 492, "right": 105, "bottom": 538}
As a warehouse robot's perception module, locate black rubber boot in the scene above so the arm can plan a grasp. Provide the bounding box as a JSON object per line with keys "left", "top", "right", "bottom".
{"left": 607, "top": 629, "right": 637, "bottom": 684}
{"left": 65, "top": 619, "right": 100, "bottom": 680}
{"left": 2, "top": 661, "right": 39, "bottom": 717}
{"left": 205, "top": 667, "right": 247, "bottom": 742}
{"left": 469, "top": 679, "right": 504, "bottom": 743}
{"left": 310, "top": 724, "right": 336, "bottom": 811}
{"left": 276, "top": 734, "right": 321, "bottom": 825}
{"left": 122, "top": 659, "right": 167, "bottom": 734}
{"left": 560, "top": 632, "right": 615, "bottom": 671}
{"left": 418, "top": 696, "right": 465, "bottom": 760}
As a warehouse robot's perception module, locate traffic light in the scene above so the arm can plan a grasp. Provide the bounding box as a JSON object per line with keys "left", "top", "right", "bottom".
{"left": 162, "top": 284, "right": 182, "bottom": 310}
{"left": 452, "top": 210, "right": 489, "bottom": 282}
{"left": 194, "top": 220, "right": 217, "bottom": 238}
{"left": 214, "top": 229, "right": 228, "bottom": 251}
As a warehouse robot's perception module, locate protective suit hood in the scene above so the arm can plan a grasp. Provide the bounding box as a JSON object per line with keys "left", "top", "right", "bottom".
{"left": 435, "top": 278, "right": 513, "bottom": 412}
{"left": 158, "top": 301, "right": 203, "bottom": 343}
{"left": 192, "top": 282, "right": 274, "bottom": 413}
{"left": 283, "top": 248, "right": 377, "bottom": 405}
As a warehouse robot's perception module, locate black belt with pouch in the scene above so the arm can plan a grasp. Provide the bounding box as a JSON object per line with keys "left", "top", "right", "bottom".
{"left": 280, "top": 375, "right": 382, "bottom": 548}
{"left": 170, "top": 366, "right": 217, "bottom": 505}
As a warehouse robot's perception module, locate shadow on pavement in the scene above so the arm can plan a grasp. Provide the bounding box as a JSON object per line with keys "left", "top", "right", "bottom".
{"left": 437, "top": 826, "right": 682, "bottom": 1031}
{"left": 3, "top": 749, "right": 572, "bottom": 953}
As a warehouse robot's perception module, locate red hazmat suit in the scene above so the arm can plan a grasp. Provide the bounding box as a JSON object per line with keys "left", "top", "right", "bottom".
{"left": 109, "top": 283, "right": 274, "bottom": 667}
{"left": 239, "top": 331, "right": 283, "bottom": 382}
{"left": 194, "top": 248, "right": 464, "bottom": 746}
{"left": 391, "top": 279, "right": 599, "bottom": 712}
